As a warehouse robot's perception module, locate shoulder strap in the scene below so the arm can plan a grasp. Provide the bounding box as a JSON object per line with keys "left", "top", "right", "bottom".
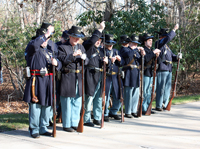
{"left": 40, "top": 47, "right": 52, "bottom": 63}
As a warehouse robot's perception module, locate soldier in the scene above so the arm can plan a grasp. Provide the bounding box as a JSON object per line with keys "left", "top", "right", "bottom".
{"left": 56, "top": 30, "right": 68, "bottom": 46}
{"left": 23, "top": 24, "right": 61, "bottom": 138}
{"left": 55, "top": 30, "right": 69, "bottom": 123}
{"left": 104, "top": 34, "right": 124, "bottom": 122}
{"left": 120, "top": 34, "right": 145, "bottom": 118}
{"left": 58, "top": 26, "right": 89, "bottom": 132}
{"left": 155, "top": 24, "right": 182, "bottom": 111}
{"left": 83, "top": 21, "right": 109, "bottom": 126}
{"left": 140, "top": 33, "right": 161, "bottom": 114}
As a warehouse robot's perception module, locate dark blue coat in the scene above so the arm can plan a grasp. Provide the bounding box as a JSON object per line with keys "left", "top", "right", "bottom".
{"left": 23, "top": 36, "right": 62, "bottom": 106}
{"left": 105, "top": 48, "right": 123, "bottom": 99}
{"left": 143, "top": 46, "right": 161, "bottom": 77}
{"left": 83, "top": 30, "right": 111, "bottom": 96}
{"left": 155, "top": 31, "right": 178, "bottom": 72}
{"left": 120, "top": 46, "right": 141, "bottom": 88}
{"left": 58, "top": 40, "right": 89, "bottom": 98}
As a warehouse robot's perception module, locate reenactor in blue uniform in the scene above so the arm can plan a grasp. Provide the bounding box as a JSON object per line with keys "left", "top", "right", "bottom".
{"left": 23, "top": 24, "right": 62, "bottom": 138}
{"left": 155, "top": 24, "right": 182, "bottom": 111}
{"left": 58, "top": 26, "right": 89, "bottom": 132}
{"left": 83, "top": 21, "right": 110, "bottom": 126}
{"left": 55, "top": 30, "right": 69, "bottom": 123}
{"left": 56, "top": 30, "right": 68, "bottom": 46}
{"left": 140, "top": 33, "right": 161, "bottom": 114}
{"left": 120, "top": 34, "right": 145, "bottom": 118}
{"left": 104, "top": 34, "right": 124, "bottom": 122}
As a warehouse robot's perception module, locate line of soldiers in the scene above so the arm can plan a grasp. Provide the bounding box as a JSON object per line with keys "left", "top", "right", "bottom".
{"left": 23, "top": 21, "right": 182, "bottom": 138}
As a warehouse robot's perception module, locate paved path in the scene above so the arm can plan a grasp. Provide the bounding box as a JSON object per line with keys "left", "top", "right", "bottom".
{"left": 0, "top": 101, "right": 200, "bottom": 149}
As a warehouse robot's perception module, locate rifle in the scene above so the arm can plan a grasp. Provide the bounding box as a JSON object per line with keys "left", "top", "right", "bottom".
{"left": 77, "top": 59, "right": 85, "bottom": 132}
{"left": 52, "top": 39, "right": 56, "bottom": 137}
{"left": 116, "top": 50, "right": 124, "bottom": 122}
{"left": 118, "top": 67, "right": 124, "bottom": 122}
{"left": 145, "top": 33, "right": 159, "bottom": 116}
{"left": 137, "top": 55, "right": 144, "bottom": 117}
{"left": 166, "top": 31, "right": 181, "bottom": 111}
{"left": 100, "top": 35, "right": 106, "bottom": 128}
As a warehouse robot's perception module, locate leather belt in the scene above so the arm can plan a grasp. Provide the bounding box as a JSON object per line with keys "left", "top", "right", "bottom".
{"left": 87, "top": 66, "right": 103, "bottom": 72}
{"left": 123, "top": 64, "right": 139, "bottom": 70}
{"left": 107, "top": 71, "right": 117, "bottom": 75}
{"left": 30, "top": 69, "right": 53, "bottom": 76}
{"left": 165, "top": 60, "right": 172, "bottom": 64}
{"left": 63, "top": 69, "right": 82, "bottom": 73}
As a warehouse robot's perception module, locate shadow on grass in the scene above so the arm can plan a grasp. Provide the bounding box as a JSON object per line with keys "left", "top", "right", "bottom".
{"left": 0, "top": 113, "right": 29, "bottom": 132}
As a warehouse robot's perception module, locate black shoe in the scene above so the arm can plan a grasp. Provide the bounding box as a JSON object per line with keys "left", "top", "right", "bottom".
{"left": 163, "top": 107, "right": 166, "bottom": 110}
{"left": 109, "top": 113, "right": 120, "bottom": 120}
{"left": 151, "top": 111, "right": 156, "bottom": 114}
{"left": 93, "top": 119, "right": 101, "bottom": 125}
{"left": 124, "top": 114, "right": 133, "bottom": 118}
{"left": 84, "top": 122, "right": 94, "bottom": 127}
{"left": 63, "top": 127, "right": 75, "bottom": 132}
{"left": 142, "top": 111, "right": 146, "bottom": 115}
{"left": 155, "top": 108, "right": 163, "bottom": 111}
{"left": 31, "top": 133, "right": 40, "bottom": 138}
{"left": 71, "top": 126, "right": 77, "bottom": 130}
{"left": 104, "top": 116, "right": 110, "bottom": 122}
{"left": 40, "top": 131, "right": 52, "bottom": 136}
{"left": 131, "top": 113, "right": 138, "bottom": 118}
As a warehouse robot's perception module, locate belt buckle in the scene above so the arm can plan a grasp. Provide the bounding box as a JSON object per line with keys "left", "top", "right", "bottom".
{"left": 75, "top": 70, "right": 80, "bottom": 73}
{"left": 111, "top": 72, "right": 116, "bottom": 75}
{"left": 100, "top": 68, "right": 103, "bottom": 72}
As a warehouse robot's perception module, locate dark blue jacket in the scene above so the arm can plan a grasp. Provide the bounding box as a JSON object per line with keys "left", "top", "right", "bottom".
{"left": 120, "top": 46, "right": 141, "bottom": 88}
{"left": 23, "top": 36, "right": 62, "bottom": 106}
{"left": 155, "top": 31, "right": 178, "bottom": 72}
{"left": 58, "top": 40, "right": 89, "bottom": 97}
{"left": 105, "top": 48, "right": 123, "bottom": 99}
{"left": 143, "top": 46, "right": 161, "bottom": 77}
{"left": 83, "top": 30, "right": 111, "bottom": 96}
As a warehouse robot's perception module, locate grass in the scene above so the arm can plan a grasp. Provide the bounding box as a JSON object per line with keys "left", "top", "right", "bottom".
{"left": 151, "top": 94, "right": 200, "bottom": 108}
{"left": 0, "top": 113, "right": 29, "bottom": 132}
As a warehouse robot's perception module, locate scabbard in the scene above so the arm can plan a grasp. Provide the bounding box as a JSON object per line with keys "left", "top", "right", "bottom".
{"left": 31, "top": 72, "right": 39, "bottom": 103}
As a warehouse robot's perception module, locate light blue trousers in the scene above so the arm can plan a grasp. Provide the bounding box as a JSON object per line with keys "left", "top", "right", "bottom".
{"left": 156, "top": 71, "right": 172, "bottom": 108}
{"left": 142, "top": 75, "right": 157, "bottom": 112}
{"left": 60, "top": 81, "right": 82, "bottom": 128}
{"left": 105, "top": 82, "right": 121, "bottom": 116}
{"left": 124, "top": 86, "right": 139, "bottom": 114}
{"left": 29, "top": 103, "right": 51, "bottom": 135}
{"left": 84, "top": 78, "right": 102, "bottom": 123}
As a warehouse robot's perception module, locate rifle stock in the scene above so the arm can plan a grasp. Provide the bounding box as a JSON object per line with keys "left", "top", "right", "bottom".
{"left": 166, "top": 58, "right": 180, "bottom": 111}
{"left": 145, "top": 56, "right": 157, "bottom": 116}
{"left": 100, "top": 60, "right": 106, "bottom": 128}
{"left": 77, "top": 59, "right": 85, "bottom": 132}
{"left": 137, "top": 55, "right": 144, "bottom": 117}
{"left": 118, "top": 67, "right": 124, "bottom": 122}
{"left": 52, "top": 40, "right": 56, "bottom": 137}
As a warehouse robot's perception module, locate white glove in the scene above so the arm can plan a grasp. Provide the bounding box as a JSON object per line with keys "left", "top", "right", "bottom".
{"left": 177, "top": 52, "right": 182, "bottom": 59}
{"left": 81, "top": 53, "right": 87, "bottom": 60}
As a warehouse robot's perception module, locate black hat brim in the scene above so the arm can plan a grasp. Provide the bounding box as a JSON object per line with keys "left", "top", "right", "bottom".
{"left": 105, "top": 40, "right": 116, "bottom": 45}
{"left": 67, "top": 33, "right": 85, "bottom": 38}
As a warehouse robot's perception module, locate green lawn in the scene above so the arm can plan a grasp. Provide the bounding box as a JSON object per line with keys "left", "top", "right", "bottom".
{"left": 0, "top": 113, "right": 29, "bottom": 132}
{"left": 152, "top": 94, "right": 200, "bottom": 108}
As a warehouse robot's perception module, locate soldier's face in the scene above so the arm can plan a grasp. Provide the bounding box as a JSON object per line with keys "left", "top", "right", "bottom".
{"left": 94, "top": 39, "right": 102, "bottom": 48}
{"left": 69, "top": 36, "right": 80, "bottom": 46}
{"left": 129, "top": 42, "right": 138, "bottom": 49}
{"left": 145, "top": 38, "right": 153, "bottom": 48}
{"left": 105, "top": 44, "right": 113, "bottom": 50}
